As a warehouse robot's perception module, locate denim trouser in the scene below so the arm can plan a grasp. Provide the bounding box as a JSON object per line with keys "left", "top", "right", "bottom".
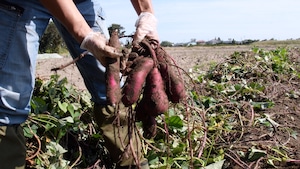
{"left": 0, "top": 0, "right": 108, "bottom": 125}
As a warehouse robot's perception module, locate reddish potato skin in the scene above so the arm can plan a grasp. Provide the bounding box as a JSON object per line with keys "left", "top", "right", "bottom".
{"left": 142, "top": 116, "right": 157, "bottom": 139}
{"left": 105, "top": 30, "right": 121, "bottom": 106}
{"left": 155, "top": 46, "right": 186, "bottom": 103}
{"left": 166, "top": 75, "right": 185, "bottom": 103}
{"left": 105, "top": 58, "right": 121, "bottom": 105}
{"left": 135, "top": 100, "right": 157, "bottom": 139}
{"left": 122, "top": 57, "right": 154, "bottom": 106}
{"left": 143, "top": 67, "right": 169, "bottom": 116}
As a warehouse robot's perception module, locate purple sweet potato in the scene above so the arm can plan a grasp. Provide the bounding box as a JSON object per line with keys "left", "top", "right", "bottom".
{"left": 105, "top": 30, "right": 121, "bottom": 106}
{"left": 155, "top": 46, "right": 186, "bottom": 103}
{"left": 105, "top": 57, "right": 121, "bottom": 105}
{"left": 135, "top": 100, "right": 157, "bottom": 139}
{"left": 136, "top": 39, "right": 186, "bottom": 103}
{"left": 142, "top": 116, "right": 157, "bottom": 139}
{"left": 123, "top": 54, "right": 144, "bottom": 76}
{"left": 121, "top": 57, "right": 154, "bottom": 106}
{"left": 143, "top": 67, "right": 169, "bottom": 116}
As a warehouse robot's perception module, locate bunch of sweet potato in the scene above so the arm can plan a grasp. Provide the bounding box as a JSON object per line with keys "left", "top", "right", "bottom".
{"left": 105, "top": 34, "right": 186, "bottom": 139}
{"left": 122, "top": 39, "right": 186, "bottom": 138}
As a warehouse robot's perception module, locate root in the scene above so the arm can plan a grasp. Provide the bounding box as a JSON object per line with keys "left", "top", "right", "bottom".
{"left": 51, "top": 51, "right": 88, "bottom": 71}
{"left": 26, "top": 123, "right": 41, "bottom": 161}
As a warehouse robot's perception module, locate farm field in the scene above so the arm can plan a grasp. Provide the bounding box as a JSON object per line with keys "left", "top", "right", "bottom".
{"left": 35, "top": 45, "right": 273, "bottom": 89}
{"left": 37, "top": 41, "right": 300, "bottom": 89}
{"left": 34, "top": 42, "right": 300, "bottom": 168}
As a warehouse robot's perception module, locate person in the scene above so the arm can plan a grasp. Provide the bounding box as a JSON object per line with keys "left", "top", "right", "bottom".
{"left": 0, "top": 0, "right": 159, "bottom": 168}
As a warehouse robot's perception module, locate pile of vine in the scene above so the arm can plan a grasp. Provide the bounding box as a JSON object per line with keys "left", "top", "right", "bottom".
{"left": 24, "top": 46, "right": 300, "bottom": 169}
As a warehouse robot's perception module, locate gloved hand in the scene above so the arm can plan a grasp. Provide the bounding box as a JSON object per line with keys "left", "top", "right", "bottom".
{"left": 80, "top": 31, "right": 122, "bottom": 65}
{"left": 134, "top": 12, "right": 159, "bottom": 44}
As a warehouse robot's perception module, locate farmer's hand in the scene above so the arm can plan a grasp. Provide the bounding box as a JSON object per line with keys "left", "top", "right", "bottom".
{"left": 134, "top": 12, "right": 159, "bottom": 44}
{"left": 80, "top": 31, "right": 122, "bottom": 65}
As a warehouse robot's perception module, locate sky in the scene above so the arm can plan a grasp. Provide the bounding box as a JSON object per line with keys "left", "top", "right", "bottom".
{"left": 101, "top": 0, "right": 300, "bottom": 43}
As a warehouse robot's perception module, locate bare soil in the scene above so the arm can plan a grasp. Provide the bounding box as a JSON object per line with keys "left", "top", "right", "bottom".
{"left": 36, "top": 45, "right": 256, "bottom": 90}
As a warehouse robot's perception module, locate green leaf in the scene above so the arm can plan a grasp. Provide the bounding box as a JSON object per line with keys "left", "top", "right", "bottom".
{"left": 203, "top": 159, "right": 225, "bottom": 169}
{"left": 172, "top": 142, "right": 186, "bottom": 155}
{"left": 30, "top": 97, "right": 48, "bottom": 114}
{"left": 167, "top": 115, "right": 183, "bottom": 129}
{"left": 58, "top": 116, "right": 74, "bottom": 125}
{"left": 23, "top": 126, "right": 34, "bottom": 138}
{"left": 47, "top": 141, "right": 68, "bottom": 154}
{"left": 202, "top": 96, "right": 217, "bottom": 108}
{"left": 44, "top": 122, "right": 57, "bottom": 131}
{"left": 251, "top": 101, "right": 274, "bottom": 110}
{"left": 58, "top": 101, "right": 68, "bottom": 113}
{"left": 248, "top": 147, "right": 267, "bottom": 161}
{"left": 248, "top": 82, "right": 265, "bottom": 91}
{"left": 71, "top": 103, "right": 82, "bottom": 110}
{"left": 67, "top": 104, "right": 74, "bottom": 115}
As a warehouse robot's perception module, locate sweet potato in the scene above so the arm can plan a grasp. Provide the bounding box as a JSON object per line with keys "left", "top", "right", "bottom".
{"left": 143, "top": 67, "right": 169, "bottom": 116}
{"left": 142, "top": 116, "right": 157, "bottom": 139}
{"left": 134, "top": 68, "right": 168, "bottom": 118}
{"left": 121, "top": 57, "right": 154, "bottom": 106}
{"left": 120, "top": 48, "right": 129, "bottom": 74}
{"left": 135, "top": 100, "right": 157, "bottom": 139}
{"left": 122, "top": 54, "right": 144, "bottom": 76}
{"left": 155, "top": 46, "right": 186, "bottom": 103}
{"left": 105, "top": 58, "right": 121, "bottom": 105}
{"left": 134, "top": 39, "right": 186, "bottom": 103}
{"left": 105, "top": 30, "right": 121, "bottom": 106}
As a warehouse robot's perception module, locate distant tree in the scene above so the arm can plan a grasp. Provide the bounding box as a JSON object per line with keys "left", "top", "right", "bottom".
{"left": 39, "top": 21, "right": 66, "bottom": 53}
{"left": 108, "top": 24, "right": 125, "bottom": 37}
{"left": 160, "top": 41, "right": 173, "bottom": 47}
{"left": 108, "top": 24, "right": 136, "bottom": 48}
{"left": 232, "top": 39, "right": 236, "bottom": 44}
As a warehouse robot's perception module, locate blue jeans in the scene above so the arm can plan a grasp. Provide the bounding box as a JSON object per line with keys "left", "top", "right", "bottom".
{"left": 0, "top": 0, "right": 109, "bottom": 125}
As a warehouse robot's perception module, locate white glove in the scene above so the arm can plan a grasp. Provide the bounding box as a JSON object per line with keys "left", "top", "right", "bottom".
{"left": 134, "top": 12, "right": 159, "bottom": 43}
{"left": 80, "top": 31, "right": 122, "bottom": 65}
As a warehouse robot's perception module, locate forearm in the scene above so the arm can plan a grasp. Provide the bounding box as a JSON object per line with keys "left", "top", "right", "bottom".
{"left": 130, "top": 0, "right": 154, "bottom": 15}
{"left": 39, "top": 0, "right": 92, "bottom": 43}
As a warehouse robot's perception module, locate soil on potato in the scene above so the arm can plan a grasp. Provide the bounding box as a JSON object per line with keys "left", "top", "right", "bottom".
{"left": 36, "top": 44, "right": 300, "bottom": 168}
